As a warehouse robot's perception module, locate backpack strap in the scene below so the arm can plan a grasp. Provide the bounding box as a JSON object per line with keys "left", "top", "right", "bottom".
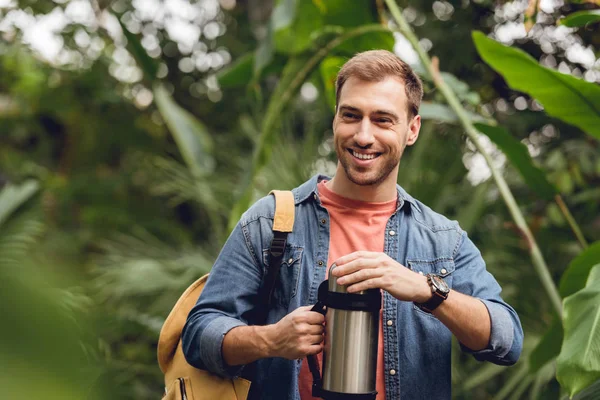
{"left": 260, "top": 190, "right": 295, "bottom": 320}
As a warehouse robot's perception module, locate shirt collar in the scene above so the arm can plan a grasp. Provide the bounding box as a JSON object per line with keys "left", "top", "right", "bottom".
{"left": 294, "top": 174, "right": 421, "bottom": 213}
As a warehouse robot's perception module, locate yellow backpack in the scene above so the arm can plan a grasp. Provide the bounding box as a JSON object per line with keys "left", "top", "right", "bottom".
{"left": 157, "top": 191, "right": 296, "bottom": 400}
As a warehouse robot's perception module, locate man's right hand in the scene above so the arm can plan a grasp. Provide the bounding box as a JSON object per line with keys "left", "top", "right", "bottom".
{"left": 267, "top": 305, "right": 325, "bottom": 360}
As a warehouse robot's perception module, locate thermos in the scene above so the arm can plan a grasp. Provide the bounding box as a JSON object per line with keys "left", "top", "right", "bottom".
{"left": 308, "top": 263, "right": 381, "bottom": 400}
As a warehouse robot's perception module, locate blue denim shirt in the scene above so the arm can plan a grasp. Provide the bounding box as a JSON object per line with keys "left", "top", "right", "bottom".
{"left": 182, "top": 175, "right": 523, "bottom": 400}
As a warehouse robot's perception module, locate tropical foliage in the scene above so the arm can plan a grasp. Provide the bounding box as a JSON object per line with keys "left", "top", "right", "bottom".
{"left": 1, "top": 0, "right": 599, "bottom": 399}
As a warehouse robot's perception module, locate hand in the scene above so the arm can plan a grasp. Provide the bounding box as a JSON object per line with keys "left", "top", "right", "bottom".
{"left": 267, "top": 306, "right": 325, "bottom": 360}
{"left": 332, "top": 251, "right": 431, "bottom": 303}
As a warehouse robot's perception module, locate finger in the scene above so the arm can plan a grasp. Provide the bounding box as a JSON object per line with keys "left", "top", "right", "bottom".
{"left": 346, "top": 278, "right": 382, "bottom": 293}
{"left": 303, "top": 310, "right": 325, "bottom": 325}
{"left": 305, "top": 324, "right": 325, "bottom": 335}
{"left": 307, "top": 334, "right": 324, "bottom": 344}
{"left": 333, "top": 251, "right": 379, "bottom": 269}
{"left": 306, "top": 343, "right": 324, "bottom": 356}
{"left": 336, "top": 268, "right": 383, "bottom": 286}
{"left": 333, "top": 258, "right": 378, "bottom": 278}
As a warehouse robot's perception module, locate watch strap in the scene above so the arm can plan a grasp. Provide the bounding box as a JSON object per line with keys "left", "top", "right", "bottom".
{"left": 416, "top": 274, "right": 449, "bottom": 314}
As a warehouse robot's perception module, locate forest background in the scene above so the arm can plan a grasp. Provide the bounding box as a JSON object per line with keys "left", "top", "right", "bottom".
{"left": 1, "top": 0, "right": 599, "bottom": 399}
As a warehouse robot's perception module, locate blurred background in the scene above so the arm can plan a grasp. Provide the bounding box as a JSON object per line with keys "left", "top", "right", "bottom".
{"left": 0, "top": 0, "right": 599, "bottom": 399}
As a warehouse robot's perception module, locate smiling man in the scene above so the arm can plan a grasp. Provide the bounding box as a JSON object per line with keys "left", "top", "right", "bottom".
{"left": 182, "top": 50, "right": 523, "bottom": 400}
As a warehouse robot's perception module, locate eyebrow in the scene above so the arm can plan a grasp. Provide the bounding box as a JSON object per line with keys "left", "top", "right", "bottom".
{"left": 338, "top": 105, "right": 400, "bottom": 121}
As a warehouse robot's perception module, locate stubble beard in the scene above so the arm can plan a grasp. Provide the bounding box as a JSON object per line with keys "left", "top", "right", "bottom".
{"left": 339, "top": 151, "right": 400, "bottom": 187}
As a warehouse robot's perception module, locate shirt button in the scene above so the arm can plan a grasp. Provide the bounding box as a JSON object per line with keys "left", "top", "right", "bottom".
{"left": 389, "top": 369, "right": 396, "bottom": 376}
{"left": 313, "top": 194, "right": 317, "bottom": 200}
{"left": 418, "top": 271, "right": 424, "bottom": 275}
{"left": 320, "top": 218, "right": 326, "bottom": 224}
{"left": 386, "top": 320, "right": 393, "bottom": 326}
{"left": 288, "top": 258, "right": 294, "bottom": 264}
{"left": 389, "top": 230, "right": 396, "bottom": 236}
{"left": 318, "top": 260, "right": 324, "bottom": 266}
{"left": 441, "top": 268, "right": 447, "bottom": 274}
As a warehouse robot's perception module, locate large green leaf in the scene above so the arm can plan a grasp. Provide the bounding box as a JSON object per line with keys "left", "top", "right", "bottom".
{"left": 475, "top": 123, "right": 557, "bottom": 200}
{"left": 559, "top": 10, "right": 600, "bottom": 28}
{"left": 557, "top": 264, "right": 600, "bottom": 397}
{"left": 153, "top": 84, "right": 214, "bottom": 178}
{"left": 472, "top": 31, "right": 600, "bottom": 139}
{"left": 559, "top": 241, "right": 600, "bottom": 298}
{"left": 0, "top": 180, "right": 39, "bottom": 228}
{"left": 529, "top": 316, "right": 563, "bottom": 374}
{"left": 273, "top": 0, "right": 324, "bottom": 54}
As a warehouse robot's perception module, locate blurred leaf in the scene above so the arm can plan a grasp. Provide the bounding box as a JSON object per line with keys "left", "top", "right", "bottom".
{"left": 559, "top": 10, "right": 600, "bottom": 27}
{"left": 273, "top": 0, "right": 323, "bottom": 54}
{"left": 529, "top": 316, "right": 563, "bottom": 374}
{"left": 217, "top": 53, "right": 254, "bottom": 88}
{"left": 420, "top": 103, "right": 488, "bottom": 124}
{"left": 472, "top": 31, "right": 600, "bottom": 139}
{"left": 0, "top": 179, "right": 39, "bottom": 227}
{"left": 559, "top": 241, "right": 600, "bottom": 298}
{"left": 319, "top": 55, "right": 345, "bottom": 112}
{"left": 556, "top": 264, "right": 600, "bottom": 397}
{"left": 117, "top": 15, "right": 158, "bottom": 81}
{"left": 255, "top": 23, "right": 275, "bottom": 77}
{"left": 475, "top": 123, "right": 557, "bottom": 200}
{"left": 153, "top": 84, "right": 214, "bottom": 178}
{"left": 571, "top": 379, "right": 600, "bottom": 400}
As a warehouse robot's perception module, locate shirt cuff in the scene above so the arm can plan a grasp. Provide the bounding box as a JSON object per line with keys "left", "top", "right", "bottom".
{"left": 460, "top": 299, "right": 514, "bottom": 360}
{"left": 199, "top": 316, "right": 247, "bottom": 378}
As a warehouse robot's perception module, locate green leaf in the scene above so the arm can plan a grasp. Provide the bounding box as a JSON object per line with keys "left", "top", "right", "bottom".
{"left": 556, "top": 264, "right": 600, "bottom": 397}
{"left": 572, "top": 379, "right": 600, "bottom": 400}
{"left": 117, "top": 14, "right": 158, "bottom": 80}
{"left": 273, "top": 0, "right": 324, "bottom": 54}
{"left": 420, "top": 103, "right": 487, "bottom": 124}
{"left": 529, "top": 316, "right": 563, "bottom": 374}
{"left": 153, "top": 84, "right": 214, "bottom": 178}
{"left": 559, "top": 10, "right": 600, "bottom": 28}
{"left": 319, "top": 56, "right": 345, "bottom": 112}
{"left": 559, "top": 241, "right": 600, "bottom": 298}
{"left": 475, "top": 123, "right": 557, "bottom": 200}
{"left": 472, "top": 31, "right": 600, "bottom": 139}
{"left": 0, "top": 180, "right": 39, "bottom": 228}
{"left": 217, "top": 53, "right": 254, "bottom": 88}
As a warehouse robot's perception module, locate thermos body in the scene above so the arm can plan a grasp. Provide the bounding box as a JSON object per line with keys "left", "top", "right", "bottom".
{"left": 321, "top": 264, "right": 380, "bottom": 395}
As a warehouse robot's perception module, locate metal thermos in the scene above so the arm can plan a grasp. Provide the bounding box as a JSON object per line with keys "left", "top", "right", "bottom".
{"left": 309, "top": 263, "right": 381, "bottom": 400}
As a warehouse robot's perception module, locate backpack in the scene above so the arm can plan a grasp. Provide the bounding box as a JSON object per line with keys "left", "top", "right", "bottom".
{"left": 157, "top": 190, "right": 296, "bottom": 400}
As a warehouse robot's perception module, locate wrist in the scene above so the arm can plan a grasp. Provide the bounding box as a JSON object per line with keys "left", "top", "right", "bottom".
{"left": 414, "top": 274, "right": 433, "bottom": 303}
{"left": 259, "top": 324, "right": 278, "bottom": 358}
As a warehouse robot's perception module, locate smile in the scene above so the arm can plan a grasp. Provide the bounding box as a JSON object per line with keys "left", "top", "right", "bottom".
{"left": 349, "top": 149, "right": 380, "bottom": 160}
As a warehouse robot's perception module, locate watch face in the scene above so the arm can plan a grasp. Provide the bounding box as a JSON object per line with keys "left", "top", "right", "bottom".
{"left": 430, "top": 275, "right": 450, "bottom": 294}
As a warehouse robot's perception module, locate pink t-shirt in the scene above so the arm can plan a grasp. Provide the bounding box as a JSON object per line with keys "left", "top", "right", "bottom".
{"left": 298, "top": 181, "right": 397, "bottom": 400}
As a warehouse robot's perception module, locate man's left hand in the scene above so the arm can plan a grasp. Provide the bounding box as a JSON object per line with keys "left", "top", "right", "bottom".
{"left": 332, "top": 251, "right": 431, "bottom": 303}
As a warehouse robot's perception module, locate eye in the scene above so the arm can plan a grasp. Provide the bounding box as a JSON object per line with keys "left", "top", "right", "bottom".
{"left": 375, "top": 117, "right": 393, "bottom": 125}
{"left": 342, "top": 112, "right": 360, "bottom": 120}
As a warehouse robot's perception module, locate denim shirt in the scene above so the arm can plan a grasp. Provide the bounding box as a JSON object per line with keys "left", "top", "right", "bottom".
{"left": 182, "top": 175, "right": 523, "bottom": 400}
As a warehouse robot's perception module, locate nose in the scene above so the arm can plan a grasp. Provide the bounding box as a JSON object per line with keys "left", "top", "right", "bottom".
{"left": 354, "top": 118, "right": 375, "bottom": 147}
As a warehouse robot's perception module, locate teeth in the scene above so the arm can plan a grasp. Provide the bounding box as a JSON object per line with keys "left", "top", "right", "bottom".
{"left": 352, "top": 150, "right": 376, "bottom": 160}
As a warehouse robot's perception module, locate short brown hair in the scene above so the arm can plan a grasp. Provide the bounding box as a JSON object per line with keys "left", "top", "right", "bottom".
{"left": 335, "top": 50, "right": 423, "bottom": 119}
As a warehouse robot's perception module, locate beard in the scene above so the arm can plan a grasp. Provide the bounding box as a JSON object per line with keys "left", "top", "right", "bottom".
{"left": 338, "top": 149, "right": 400, "bottom": 186}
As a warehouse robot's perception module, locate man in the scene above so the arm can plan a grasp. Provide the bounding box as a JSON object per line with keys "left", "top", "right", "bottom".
{"left": 182, "top": 50, "right": 523, "bottom": 399}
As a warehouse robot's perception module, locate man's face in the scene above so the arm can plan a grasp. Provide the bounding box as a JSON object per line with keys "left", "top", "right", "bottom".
{"left": 332, "top": 76, "right": 421, "bottom": 187}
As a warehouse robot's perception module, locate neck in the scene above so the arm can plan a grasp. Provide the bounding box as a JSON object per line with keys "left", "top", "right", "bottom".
{"left": 326, "top": 165, "right": 398, "bottom": 203}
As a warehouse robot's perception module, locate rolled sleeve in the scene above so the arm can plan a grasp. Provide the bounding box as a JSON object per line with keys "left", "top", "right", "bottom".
{"left": 199, "top": 316, "right": 248, "bottom": 377}
{"left": 453, "top": 230, "right": 524, "bottom": 365}
{"left": 460, "top": 299, "right": 519, "bottom": 365}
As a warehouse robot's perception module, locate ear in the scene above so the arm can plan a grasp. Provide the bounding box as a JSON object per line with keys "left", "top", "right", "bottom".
{"left": 406, "top": 115, "right": 421, "bottom": 146}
